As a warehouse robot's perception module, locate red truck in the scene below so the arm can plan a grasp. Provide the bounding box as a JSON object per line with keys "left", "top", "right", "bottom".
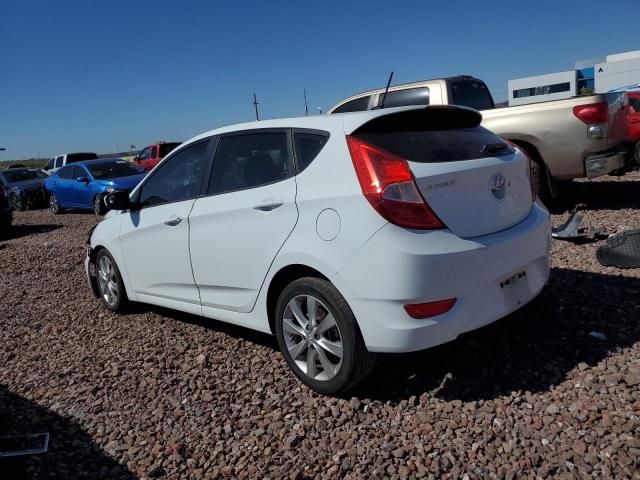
{"left": 133, "top": 142, "right": 181, "bottom": 171}
{"left": 628, "top": 91, "right": 640, "bottom": 162}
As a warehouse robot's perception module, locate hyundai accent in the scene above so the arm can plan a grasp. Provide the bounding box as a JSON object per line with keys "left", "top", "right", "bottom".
{"left": 85, "top": 105, "right": 551, "bottom": 394}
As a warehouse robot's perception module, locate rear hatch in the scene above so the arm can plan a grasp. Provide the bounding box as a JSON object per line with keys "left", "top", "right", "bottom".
{"left": 350, "top": 107, "right": 534, "bottom": 238}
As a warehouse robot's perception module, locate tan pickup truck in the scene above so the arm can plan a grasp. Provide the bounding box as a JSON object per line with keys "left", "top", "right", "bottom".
{"left": 328, "top": 76, "right": 631, "bottom": 200}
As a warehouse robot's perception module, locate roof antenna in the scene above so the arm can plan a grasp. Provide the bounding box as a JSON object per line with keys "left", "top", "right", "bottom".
{"left": 303, "top": 89, "right": 309, "bottom": 116}
{"left": 253, "top": 93, "right": 260, "bottom": 121}
{"left": 377, "top": 71, "right": 394, "bottom": 109}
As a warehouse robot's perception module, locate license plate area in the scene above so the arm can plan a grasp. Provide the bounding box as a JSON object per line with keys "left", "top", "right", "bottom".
{"left": 500, "top": 270, "right": 529, "bottom": 306}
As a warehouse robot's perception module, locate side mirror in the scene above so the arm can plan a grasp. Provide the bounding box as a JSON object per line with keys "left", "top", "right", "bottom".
{"left": 104, "top": 190, "right": 133, "bottom": 211}
{"left": 75, "top": 176, "right": 89, "bottom": 183}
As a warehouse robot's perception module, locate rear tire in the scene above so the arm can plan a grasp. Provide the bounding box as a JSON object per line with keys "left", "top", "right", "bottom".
{"left": 274, "top": 277, "right": 376, "bottom": 394}
{"left": 95, "top": 249, "right": 129, "bottom": 312}
{"left": 49, "top": 193, "right": 63, "bottom": 214}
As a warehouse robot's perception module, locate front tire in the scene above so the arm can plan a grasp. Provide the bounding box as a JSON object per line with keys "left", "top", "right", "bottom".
{"left": 94, "top": 194, "right": 105, "bottom": 216}
{"left": 95, "top": 249, "right": 129, "bottom": 312}
{"left": 49, "top": 193, "right": 63, "bottom": 214}
{"left": 10, "top": 193, "right": 24, "bottom": 211}
{"left": 275, "top": 277, "right": 376, "bottom": 394}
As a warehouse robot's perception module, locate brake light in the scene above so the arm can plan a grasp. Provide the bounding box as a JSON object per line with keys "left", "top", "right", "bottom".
{"left": 346, "top": 136, "right": 445, "bottom": 229}
{"left": 404, "top": 298, "right": 457, "bottom": 319}
{"left": 573, "top": 102, "right": 608, "bottom": 124}
{"left": 505, "top": 141, "right": 536, "bottom": 202}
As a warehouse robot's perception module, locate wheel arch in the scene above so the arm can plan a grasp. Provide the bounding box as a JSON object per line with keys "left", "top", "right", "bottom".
{"left": 266, "top": 264, "right": 330, "bottom": 334}
{"left": 508, "top": 139, "right": 558, "bottom": 197}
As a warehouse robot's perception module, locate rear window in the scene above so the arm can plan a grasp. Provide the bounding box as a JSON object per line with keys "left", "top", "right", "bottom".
{"left": 378, "top": 87, "right": 429, "bottom": 108}
{"left": 449, "top": 80, "right": 494, "bottom": 110}
{"left": 357, "top": 128, "right": 513, "bottom": 163}
{"left": 159, "top": 142, "right": 181, "bottom": 158}
{"left": 66, "top": 153, "right": 99, "bottom": 163}
{"left": 332, "top": 95, "right": 372, "bottom": 113}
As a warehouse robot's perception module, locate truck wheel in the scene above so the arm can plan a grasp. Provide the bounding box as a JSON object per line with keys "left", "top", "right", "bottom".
{"left": 530, "top": 160, "right": 553, "bottom": 205}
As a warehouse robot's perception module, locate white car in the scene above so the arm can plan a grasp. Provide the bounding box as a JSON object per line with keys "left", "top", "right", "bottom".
{"left": 85, "top": 105, "right": 551, "bottom": 394}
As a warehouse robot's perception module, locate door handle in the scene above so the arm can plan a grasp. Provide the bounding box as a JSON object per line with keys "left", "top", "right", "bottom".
{"left": 253, "top": 202, "right": 283, "bottom": 212}
{"left": 164, "top": 217, "right": 182, "bottom": 226}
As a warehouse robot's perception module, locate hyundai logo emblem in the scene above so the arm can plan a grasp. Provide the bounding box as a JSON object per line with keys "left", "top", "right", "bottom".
{"left": 489, "top": 173, "right": 506, "bottom": 201}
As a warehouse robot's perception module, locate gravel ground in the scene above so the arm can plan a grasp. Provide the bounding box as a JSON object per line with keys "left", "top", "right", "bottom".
{"left": 0, "top": 173, "right": 639, "bottom": 479}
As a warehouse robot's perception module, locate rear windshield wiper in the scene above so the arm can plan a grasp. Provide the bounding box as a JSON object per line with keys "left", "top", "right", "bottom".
{"left": 483, "top": 143, "right": 509, "bottom": 156}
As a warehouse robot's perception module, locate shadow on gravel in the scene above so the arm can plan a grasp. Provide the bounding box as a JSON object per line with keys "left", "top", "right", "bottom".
{"left": 559, "top": 178, "right": 640, "bottom": 212}
{"left": 2, "top": 224, "right": 62, "bottom": 240}
{"left": 356, "top": 267, "right": 640, "bottom": 403}
{"left": 0, "top": 385, "right": 136, "bottom": 479}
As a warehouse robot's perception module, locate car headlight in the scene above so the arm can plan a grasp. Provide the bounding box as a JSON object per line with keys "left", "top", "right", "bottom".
{"left": 105, "top": 187, "right": 115, "bottom": 193}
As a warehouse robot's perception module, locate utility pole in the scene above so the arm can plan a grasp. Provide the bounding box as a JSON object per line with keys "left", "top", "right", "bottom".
{"left": 253, "top": 93, "right": 260, "bottom": 121}
{"left": 304, "top": 90, "right": 309, "bottom": 116}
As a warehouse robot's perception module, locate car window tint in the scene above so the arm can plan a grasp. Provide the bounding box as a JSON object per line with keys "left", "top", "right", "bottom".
{"left": 139, "top": 148, "right": 150, "bottom": 160}
{"left": 378, "top": 87, "right": 430, "bottom": 108}
{"left": 332, "top": 95, "right": 372, "bottom": 113}
{"left": 151, "top": 146, "right": 158, "bottom": 158}
{"left": 71, "top": 166, "right": 83, "bottom": 179}
{"left": 58, "top": 166, "right": 74, "bottom": 179}
{"left": 294, "top": 132, "right": 329, "bottom": 172}
{"left": 450, "top": 80, "right": 494, "bottom": 110}
{"left": 55, "top": 156, "right": 63, "bottom": 168}
{"left": 138, "top": 141, "right": 208, "bottom": 207}
{"left": 46, "top": 158, "right": 54, "bottom": 169}
{"left": 208, "top": 132, "right": 290, "bottom": 195}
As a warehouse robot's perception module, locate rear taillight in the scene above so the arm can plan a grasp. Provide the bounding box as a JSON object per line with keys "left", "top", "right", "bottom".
{"left": 346, "top": 136, "right": 445, "bottom": 230}
{"left": 506, "top": 141, "right": 536, "bottom": 202}
{"left": 404, "top": 298, "right": 457, "bottom": 319}
{"left": 573, "top": 102, "right": 608, "bottom": 124}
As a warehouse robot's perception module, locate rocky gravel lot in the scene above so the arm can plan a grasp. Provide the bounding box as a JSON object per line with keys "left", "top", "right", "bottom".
{"left": 1, "top": 173, "right": 639, "bottom": 479}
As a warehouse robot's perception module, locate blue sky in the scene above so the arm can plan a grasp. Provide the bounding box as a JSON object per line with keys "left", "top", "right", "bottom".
{"left": 1, "top": 0, "right": 638, "bottom": 159}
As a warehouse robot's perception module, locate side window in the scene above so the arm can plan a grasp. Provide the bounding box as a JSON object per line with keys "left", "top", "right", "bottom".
{"left": 45, "top": 158, "right": 54, "bottom": 170}
{"left": 138, "top": 141, "right": 209, "bottom": 207}
{"left": 55, "top": 156, "right": 63, "bottom": 168}
{"left": 294, "top": 131, "right": 329, "bottom": 172}
{"left": 72, "top": 165, "right": 86, "bottom": 179}
{"left": 139, "top": 147, "right": 151, "bottom": 160}
{"left": 332, "top": 95, "right": 372, "bottom": 113}
{"left": 378, "top": 87, "right": 430, "bottom": 108}
{"left": 208, "top": 132, "right": 290, "bottom": 195}
{"left": 58, "top": 166, "right": 73, "bottom": 179}
{"left": 151, "top": 146, "right": 158, "bottom": 158}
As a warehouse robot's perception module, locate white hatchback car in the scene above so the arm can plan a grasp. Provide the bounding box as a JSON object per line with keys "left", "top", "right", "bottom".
{"left": 86, "top": 105, "right": 551, "bottom": 394}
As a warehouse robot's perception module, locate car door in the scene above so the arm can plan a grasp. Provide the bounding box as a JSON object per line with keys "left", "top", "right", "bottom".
{"left": 54, "top": 165, "right": 77, "bottom": 206}
{"left": 189, "top": 129, "right": 298, "bottom": 314}
{"left": 71, "top": 165, "right": 94, "bottom": 207}
{"left": 118, "top": 139, "right": 213, "bottom": 314}
{"left": 137, "top": 147, "right": 152, "bottom": 171}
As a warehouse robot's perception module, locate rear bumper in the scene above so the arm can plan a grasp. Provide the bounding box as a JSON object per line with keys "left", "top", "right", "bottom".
{"left": 584, "top": 142, "right": 633, "bottom": 178}
{"left": 334, "top": 203, "right": 551, "bottom": 353}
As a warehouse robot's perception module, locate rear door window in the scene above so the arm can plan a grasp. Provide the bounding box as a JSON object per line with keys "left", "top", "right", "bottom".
{"left": 208, "top": 132, "right": 291, "bottom": 195}
{"left": 293, "top": 131, "right": 329, "bottom": 172}
{"left": 449, "top": 80, "right": 494, "bottom": 110}
{"left": 332, "top": 95, "right": 372, "bottom": 113}
{"left": 378, "top": 87, "right": 430, "bottom": 108}
{"left": 55, "top": 156, "right": 63, "bottom": 168}
{"left": 139, "top": 147, "right": 151, "bottom": 160}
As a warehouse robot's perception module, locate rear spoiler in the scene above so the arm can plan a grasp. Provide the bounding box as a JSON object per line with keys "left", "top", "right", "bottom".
{"left": 343, "top": 105, "right": 483, "bottom": 135}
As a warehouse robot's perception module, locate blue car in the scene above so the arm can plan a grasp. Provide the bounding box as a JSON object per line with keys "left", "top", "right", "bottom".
{"left": 44, "top": 159, "right": 146, "bottom": 215}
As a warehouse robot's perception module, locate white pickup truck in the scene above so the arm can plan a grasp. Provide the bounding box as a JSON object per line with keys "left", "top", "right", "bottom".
{"left": 328, "top": 76, "right": 631, "bottom": 200}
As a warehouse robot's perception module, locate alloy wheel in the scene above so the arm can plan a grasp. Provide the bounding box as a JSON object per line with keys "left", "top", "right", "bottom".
{"left": 11, "top": 194, "right": 23, "bottom": 211}
{"left": 49, "top": 194, "right": 59, "bottom": 214}
{"left": 282, "top": 295, "right": 344, "bottom": 381}
{"left": 97, "top": 255, "right": 119, "bottom": 307}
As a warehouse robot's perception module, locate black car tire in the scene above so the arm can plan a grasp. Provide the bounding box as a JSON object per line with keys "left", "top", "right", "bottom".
{"left": 94, "top": 194, "right": 106, "bottom": 216}
{"left": 49, "top": 193, "right": 63, "bottom": 214}
{"left": 10, "top": 193, "right": 25, "bottom": 211}
{"left": 95, "top": 249, "right": 129, "bottom": 312}
{"left": 275, "top": 277, "right": 376, "bottom": 394}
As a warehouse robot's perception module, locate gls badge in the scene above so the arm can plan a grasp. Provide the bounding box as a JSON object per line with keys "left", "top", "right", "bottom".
{"left": 489, "top": 173, "right": 506, "bottom": 201}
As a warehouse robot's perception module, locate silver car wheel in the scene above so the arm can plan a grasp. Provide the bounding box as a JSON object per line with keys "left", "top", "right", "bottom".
{"left": 97, "top": 255, "right": 119, "bottom": 307}
{"left": 282, "top": 294, "right": 344, "bottom": 381}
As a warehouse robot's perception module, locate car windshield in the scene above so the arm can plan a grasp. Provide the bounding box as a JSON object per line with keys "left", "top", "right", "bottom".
{"left": 2, "top": 169, "right": 48, "bottom": 183}
{"left": 88, "top": 161, "right": 143, "bottom": 179}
